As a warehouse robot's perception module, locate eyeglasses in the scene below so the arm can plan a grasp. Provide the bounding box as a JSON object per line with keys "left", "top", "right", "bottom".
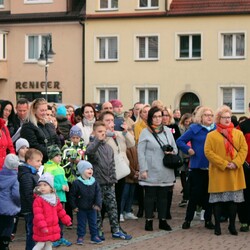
{"left": 163, "top": 114, "right": 170, "bottom": 117}
{"left": 152, "top": 115, "right": 162, "bottom": 119}
{"left": 221, "top": 116, "right": 231, "bottom": 120}
{"left": 203, "top": 114, "right": 214, "bottom": 118}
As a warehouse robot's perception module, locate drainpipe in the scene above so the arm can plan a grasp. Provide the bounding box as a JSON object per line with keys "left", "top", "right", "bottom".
{"left": 79, "top": 20, "right": 85, "bottom": 105}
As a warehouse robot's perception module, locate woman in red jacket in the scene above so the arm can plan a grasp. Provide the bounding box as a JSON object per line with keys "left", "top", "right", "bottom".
{"left": 33, "top": 173, "right": 72, "bottom": 250}
{"left": 0, "top": 118, "right": 15, "bottom": 170}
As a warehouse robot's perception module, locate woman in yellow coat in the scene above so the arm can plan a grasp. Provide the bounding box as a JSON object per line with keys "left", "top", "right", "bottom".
{"left": 205, "top": 105, "right": 248, "bottom": 236}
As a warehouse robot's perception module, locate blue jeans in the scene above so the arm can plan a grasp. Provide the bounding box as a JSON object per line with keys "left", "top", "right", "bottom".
{"left": 24, "top": 213, "right": 35, "bottom": 250}
{"left": 77, "top": 209, "right": 98, "bottom": 239}
{"left": 120, "top": 183, "right": 136, "bottom": 214}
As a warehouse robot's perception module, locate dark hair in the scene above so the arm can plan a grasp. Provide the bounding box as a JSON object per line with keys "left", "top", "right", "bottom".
{"left": 0, "top": 100, "right": 15, "bottom": 124}
{"left": 81, "top": 103, "right": 96, "bottom": 119}
{"left": 25, "top": 148, "right": 43, "bottom": 162}
{"left": 179, "top": 113, "right": 192, "bottom": 126}
{"left": 93, "top": 120, "right": 106, "bottom": 130}
{"left": 98, "top": 110, "right": 114, "bottom": 121}
{"left": 147, "top": 106, "right": 162, "bottom": 128}
{"left": 74, "top": 107, "right": 82, "bottom": 117}
{"left": 47, "top": 105, "right": 52, "bottom": 111}
{"left": 16, "top": 98, "right": 29, "bottom": 106}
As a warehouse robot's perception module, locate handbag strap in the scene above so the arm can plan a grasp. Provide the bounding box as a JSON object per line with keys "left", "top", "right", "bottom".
{"left": 220, "top": 133, "right": 238, "bottom": 152}
{"left": 152, "top": 132, "right": 165, "bottom": 152}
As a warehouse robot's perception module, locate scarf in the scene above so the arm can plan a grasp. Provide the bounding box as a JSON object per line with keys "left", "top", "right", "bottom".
{"left": 78, "top": 176, "right": 95, "bottom": 186}
{"left": 83, "top": 117, "right": 96, "bottom": 127}
{"left": 150, "top": 124, "right": 164, "bottom": 134}
{"left": 201, "top": 123, "right": 215, "bottom": 131}
{"left": 216, "top": 122, "right": 234, "bottom": 159}
{"left": 40, "top": 193, "right": 57, "bottom": 206}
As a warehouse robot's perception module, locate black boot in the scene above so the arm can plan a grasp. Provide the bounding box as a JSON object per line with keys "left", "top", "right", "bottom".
{"left": 159, "top": 219, "right": 172, "bottom": 231}
{"left": 213, "top": 203, "right": 222, "bottom": 235}
{"left": 145, "top": 219, "right": 153, "bottom": 231}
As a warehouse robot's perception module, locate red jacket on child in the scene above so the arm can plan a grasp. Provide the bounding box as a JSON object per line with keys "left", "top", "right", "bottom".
{"left": 33, "top": 195, "right": 71, "bottom": 242}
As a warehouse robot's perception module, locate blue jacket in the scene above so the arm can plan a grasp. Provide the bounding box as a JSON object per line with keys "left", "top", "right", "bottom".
{"left": 0, "top": 168, "right": 21, "bottom": 216}
{"left": 176, "top": 123, "right": 215, "bottom": 169}
{"left": 69, "top": 177, "right": 102, "bottom": 210}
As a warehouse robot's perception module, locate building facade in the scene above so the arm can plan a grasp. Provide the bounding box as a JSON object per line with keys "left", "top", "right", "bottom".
{"left": 1, "top": 0, "right": 250, "bottom": 115}
{"left": 0, "top": 0, "right": 85, "bottom": 105}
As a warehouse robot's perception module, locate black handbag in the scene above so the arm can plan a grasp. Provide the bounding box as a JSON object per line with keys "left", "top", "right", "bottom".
{"left": 152, "top": 131, "right": 183, "bottom": 170}
{"left": 220, "top": 133, "right": 250, "bottom": 170}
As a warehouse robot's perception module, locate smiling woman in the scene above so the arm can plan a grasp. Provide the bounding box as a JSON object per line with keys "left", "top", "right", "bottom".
{"left": 20, "top": 98, "right": 61, "bottom": 163}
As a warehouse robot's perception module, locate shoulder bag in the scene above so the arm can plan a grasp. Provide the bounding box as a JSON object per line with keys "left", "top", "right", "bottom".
{"left": 220, "top": 132, "right": 249, "bottom": 170}
{"left": 152, "top": 131, "right": 183, "bottom": 170}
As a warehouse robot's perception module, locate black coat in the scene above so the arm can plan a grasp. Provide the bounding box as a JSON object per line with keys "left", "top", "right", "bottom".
{"left": 20, "top": 121, "right": 61, "bottom": 163}
{"left": 18, "top": 164, "right": 39, "bottom": 214}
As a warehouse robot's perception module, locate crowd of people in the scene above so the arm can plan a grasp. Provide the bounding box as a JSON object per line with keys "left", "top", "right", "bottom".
{"left": 0, "top": 97, "right": 250, "bottom": 250}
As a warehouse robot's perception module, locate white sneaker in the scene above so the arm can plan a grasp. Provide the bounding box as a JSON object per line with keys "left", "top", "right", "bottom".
{"left": 120, "top": 214, "right": 125, "bottom": 222}
{"left": 124, "top": 212, "right": 138, "bottom": 220}
{"left": 200, "top": 210, "right": 205, "bottom": 221}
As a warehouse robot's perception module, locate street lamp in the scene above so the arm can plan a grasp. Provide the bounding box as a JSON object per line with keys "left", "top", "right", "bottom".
{"left": 37, "top": 34, "right": 55, "bottom": 101}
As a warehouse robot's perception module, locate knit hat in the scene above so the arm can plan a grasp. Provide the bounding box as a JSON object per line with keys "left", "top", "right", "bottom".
{"left": 56, "top": 105, "right": 67, "bottom": 117}
{"left": 15, "top": 138, "right": 29, "bottom": 153}
{"left": 77, "top": 160, "right": 93, "bottom": 175}
{"left": 4, "top": 154, "right": 20, "bottom": 170}
{"left": 38, "top": 172, "right": 54, "bottom": 188}
{"left": 47, "top": 145, "right": 62, "bottom": 159}
{"left": 110, "top": 99, "right": 123, "bottom": 108}
{"left": 69, "top": 125, "right": 82, "bottom": 138}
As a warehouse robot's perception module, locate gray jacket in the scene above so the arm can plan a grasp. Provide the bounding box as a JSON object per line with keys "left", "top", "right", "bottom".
{"left": 138, "top": 126, "right": 176, "bottom": 186}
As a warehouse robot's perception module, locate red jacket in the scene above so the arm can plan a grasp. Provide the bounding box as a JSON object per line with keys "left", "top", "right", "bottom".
{"left": 33, "top": 195, "right": 71, "bottom": 242}
{"left": 0, "top": 119, "right": 15, "bottom": 170}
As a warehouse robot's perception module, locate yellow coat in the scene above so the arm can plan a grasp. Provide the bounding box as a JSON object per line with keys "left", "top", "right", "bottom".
{"left": 134, "top": 120, "right": 147, "bottom": 145}
{"left": 204, "top": 129, "right": 248, "bottom": 193}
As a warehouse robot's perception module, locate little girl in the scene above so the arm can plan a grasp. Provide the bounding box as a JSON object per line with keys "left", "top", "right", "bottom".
{"left": 32, "top": 173, "right": 72, "bottom": 250}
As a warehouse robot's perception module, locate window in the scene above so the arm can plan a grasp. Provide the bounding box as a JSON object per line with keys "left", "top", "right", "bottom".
{"left": 137, "top": 88, "right": 158, "bottom": 104}
{"left": 221, "top": 33, "right": 245, "bottom": 58}
{"left": 24, "top": 0, "right": 53, "bottom": 3}
{"left": 0, "top": 33, "right": 6, "bottom": 60}
{"left": 0, "top": 0, "right": 4, "bottom": 7}
{"left": 100, "top": 0, "right": 118, "bottom": 10}
{"left": 98, "top": 88, "right": 118, "bottom": 103}
{"left": 222, "top": 87, "right": 245, "bottom": 113}
{"left": 178, "top": 34, "right": 201, "bottom": 59}
{"left": 96, "top": 36, "right": 118, "bottom": 61}
{"left": 26, "top": 34, "right": 51, "bottom": 61}
{"left": 139, "top": 0, "right": 158, "bottom": 8}
{"left": 136, "top": 35, "right": 159, "bottom": 60}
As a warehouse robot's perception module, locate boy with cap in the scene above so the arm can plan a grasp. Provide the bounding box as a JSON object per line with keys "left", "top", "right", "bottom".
{"left": 0, "top": 154, "right": 20, "bottom": 250}
{"left": 15, "top": 138, "right": 29, "bottom": 162}
{"left": 33, "top": 173, "right": 72, "bottom": 250}
{"left": 43, "top": 145, "right": 72, "bottom": 247}
{"left": 69, "top": 160, "right": 102, "bottom": 245}
{"left": 61, "top": 125, "right": 87, "bottom": 223}
{"left": 18, "top": 148, "right": 43, "bottom": 250}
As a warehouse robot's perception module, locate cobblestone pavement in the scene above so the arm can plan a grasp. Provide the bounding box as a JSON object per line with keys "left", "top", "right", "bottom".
{"left": 10, "top": 178, "right": 250, "bottom": 250}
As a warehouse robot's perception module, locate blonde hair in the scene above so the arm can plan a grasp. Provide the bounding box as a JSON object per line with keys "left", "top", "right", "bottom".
{"left": 194, "top": 106, "right": 214, "bottom": 124}
{"left": 151, "top": 100, "right": 164, "bottom": 110}
{"left": 214, "top": 105, "right": 232, "bottom": 124}
{"left": 136, "top": 104, "right": 151, "bottom": 123}
{"left": 162, "top": 107, "right": 175, "bottom": 125}
{"left": 28, "top": 98, "right": 47, "bottom": 127}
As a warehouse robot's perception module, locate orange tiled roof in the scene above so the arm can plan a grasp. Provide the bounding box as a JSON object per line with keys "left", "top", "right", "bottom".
{"left": 168, "top": 0, "right": 250, "bottom": 15}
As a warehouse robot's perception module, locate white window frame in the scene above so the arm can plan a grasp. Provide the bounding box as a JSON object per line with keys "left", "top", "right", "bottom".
{"left": 219, "top": 31, "right": 246, "bottom": 59}
{"left": 135, "top": 34, "right": 159, "bottom": 61}
{"left": 25, "top": 34, "right": 52, "bottom": 63}
{"left": 138, "top": 0, "right": 159, "bottom": 9}
{"left": 0, "top": 0, "right": 4, "bottom": 8}
{"left": 134, "top": 86, "right": 159, "bottom": 104}
{"left": 95, "top": 86, "right": 119, "bottom": 103}
{"left": 219, "top": 85, "right": 246, "bottom": 113}
{"left": 0, "top": 32, "right": 7, "bottom": 60}
{"left": 95, "top": 35, "right": 119, "bottom": 62}
{"left": 176, "top": 32, "right": 202, "bottom": 60}
{"left": 24, "top": 0, "right": 53, "bottom": 4}
{"left": 99, "top": 0, "right": 118, "bottom": 11}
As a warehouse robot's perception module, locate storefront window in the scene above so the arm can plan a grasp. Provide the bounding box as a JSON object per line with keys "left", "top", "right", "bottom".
{"left": 16, "top": 92, "right": 62, "bottom": 103}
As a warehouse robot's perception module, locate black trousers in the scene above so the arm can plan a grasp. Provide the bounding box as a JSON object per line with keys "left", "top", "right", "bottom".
{"left": 184, "top": 169, "right": 212, "bottom": 222}
{"left": 144, "top": 186, "right": 169, "bottom": 220}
